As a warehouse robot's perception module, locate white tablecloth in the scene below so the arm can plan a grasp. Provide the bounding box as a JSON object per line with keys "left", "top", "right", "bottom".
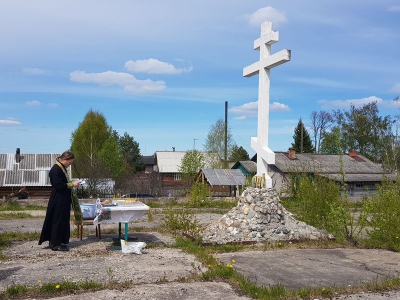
{"left": 93, "top": 202, "right": 150, "bottom": 225}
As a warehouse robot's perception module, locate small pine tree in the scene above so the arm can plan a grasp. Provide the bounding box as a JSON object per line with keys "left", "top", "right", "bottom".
{"left": 292, "top": 119, "right": 314, "bottom": 153}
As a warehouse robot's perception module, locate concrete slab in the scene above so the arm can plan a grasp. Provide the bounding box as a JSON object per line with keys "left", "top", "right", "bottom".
{"left": 218, "top": 248, "right": 400, "bottom": 291}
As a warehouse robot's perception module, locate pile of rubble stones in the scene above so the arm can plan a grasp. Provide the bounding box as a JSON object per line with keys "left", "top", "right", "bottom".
{"left": 201, "top": 187, "right": 333, "bottom": 245}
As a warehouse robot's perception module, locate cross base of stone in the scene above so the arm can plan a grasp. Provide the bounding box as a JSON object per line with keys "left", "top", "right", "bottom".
{"left": 251, "top": 137, "right": 274, "bottom": 188}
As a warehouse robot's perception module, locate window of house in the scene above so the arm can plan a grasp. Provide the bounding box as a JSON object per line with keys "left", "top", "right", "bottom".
{"left": 174, "top": 173, "right": 181, "bottom": 181}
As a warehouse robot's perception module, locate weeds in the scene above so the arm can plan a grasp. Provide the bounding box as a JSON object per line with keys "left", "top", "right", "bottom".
{"left": 362, "top": 178, "right": 400, "bottom": 251}
{"left": 162, "top": 207, "right": 204, "bottom": 239}
{"left": 0, "top": 212, "right": 40, "bottom": 219}
{"left": 0, "top": 201, "right": 45, "bottom": 211}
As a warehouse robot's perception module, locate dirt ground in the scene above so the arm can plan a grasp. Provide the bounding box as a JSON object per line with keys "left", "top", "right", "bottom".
{"left": 1, "top": 209, "right": 250, "bottom": 300}
{"left": 2, "top": 203, "right": 400, "bottom": 299}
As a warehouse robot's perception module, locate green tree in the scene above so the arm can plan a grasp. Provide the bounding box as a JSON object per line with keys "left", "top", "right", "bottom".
{"left": 291, "top": 118, "right": 314, "bottom": 153}
{"left": 179, "top": 150, "right": 205, "bottom": 188}
{"left": 229, "top": 145, "right": 250, "bottom": 162}
{"left": 70, "top": 109, "right": 123, "bottom": 193}
{"left": 98, "top": 136, "right": 124, "bottom": 179}
{"left": 334, "top": 102, "right": 393, "bottom": 163}
{"left": 118, "top": 132, "right": 143, "bottom": 173}
{"left": 320, "top": 126, "right": 342, "bottom": 154}
{"left": 203, "top": 118, "right": 235, "bottom": 168}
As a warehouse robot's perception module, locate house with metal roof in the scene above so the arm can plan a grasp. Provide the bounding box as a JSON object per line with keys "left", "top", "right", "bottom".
{"left": 0, "top": 151, "right": 67, "bottom": 198}
{"left": 195, "top": 168, "right": 246, "bottom": 197}
{"left": 139, "top": 155, "right": 155, "bottom": 173}
{"left": 266, "top": 148, "right": 397, "bottom": 197}
{"left": 231, "top": 160, "right": 257, "bottom": 185}
{"left": 153, "top": 150, "right": 223, "bottom": 196}
{"left": 0, "top": 149, "right": 117, "bottom": 199}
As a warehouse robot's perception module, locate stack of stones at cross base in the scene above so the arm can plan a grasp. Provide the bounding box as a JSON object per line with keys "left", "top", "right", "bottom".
{"left": 201, "top": 187, "right": 332, "bottom": 245}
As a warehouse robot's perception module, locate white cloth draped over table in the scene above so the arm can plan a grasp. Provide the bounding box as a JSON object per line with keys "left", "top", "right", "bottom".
{"left": 93, "top": 202, "right": 150, "bottom": 240}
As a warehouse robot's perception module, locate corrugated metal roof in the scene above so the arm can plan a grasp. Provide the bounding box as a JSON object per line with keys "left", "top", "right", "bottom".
{"left": 0, "top": 153, "right": 71, "bottom": 187}
{"left": 199, "top": 169, "right": 246, "bottom": 186}
{"left": 140, "top": 155, "right": 155, "bottom": 165}
{"left": 155, "top": 151, "right": 186, "bottom": 173}
{"left": 155, "top": 151, "right": 220, "bottom": 173}
{"left": 274, "top": 152, "right": 385, "bottom": 174}
{"left": 236, "top": 161, "right": 257, "bottom": 173}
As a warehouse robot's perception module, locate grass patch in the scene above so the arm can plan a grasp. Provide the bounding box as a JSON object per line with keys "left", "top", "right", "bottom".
{"left": 0, "top": 212, "right": 40, "bottom": 219}
{"left": 1, "top": 279, "right": 134, "bottom": 299}
{"left": 0, "top": 201, "right": 45, "bottom": 212}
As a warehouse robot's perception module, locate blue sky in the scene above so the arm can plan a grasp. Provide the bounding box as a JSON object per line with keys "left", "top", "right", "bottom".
{"left": 1, "top": 1, "right": 399, "bottom": 158}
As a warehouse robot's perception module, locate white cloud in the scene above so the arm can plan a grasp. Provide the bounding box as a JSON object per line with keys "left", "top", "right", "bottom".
{"left": 244, "top": 7, "right": 287, "bottom": 27}
{"left": 70, "top": 70, "right": 166, "bottom": 94}
{"left": 22, "top": 68, "right": 48, "bottom": 75}
{"left": 26, "top": 100, "right": 41, "bottom": 106}
{"left": 230, "top": 100, "right": 290, "bottom": 117}
{"left": 125, "top": 59, "right": 193, "bottom": 74}
{"left": 270, "top": 102, "right": 290, "bottom": 111}
{"left": 388, "top": 5, "right": 400, "bottom": 12}
{"left": 389, "top": 83, "right": 400, "bottom": 93}
{"left": 317, "top": 96, "right": 383, "bottom": 109}
{"left": 230, "top": 101, "right": 258, "bottom": 116}
{"left": 0, "top": 118, "right": 21, "bottom": 126}
{"left": 234, "top": 115, "right": 246, "bottom": 121}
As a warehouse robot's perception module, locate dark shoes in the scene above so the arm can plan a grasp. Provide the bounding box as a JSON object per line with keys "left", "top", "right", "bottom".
{"left": 51, "top": 244, "right": 69, "bottom": 252}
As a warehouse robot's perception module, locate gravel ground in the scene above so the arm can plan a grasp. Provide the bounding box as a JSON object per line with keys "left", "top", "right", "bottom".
{"left": 2, "top": 207, "right": 400, "bottom": 299}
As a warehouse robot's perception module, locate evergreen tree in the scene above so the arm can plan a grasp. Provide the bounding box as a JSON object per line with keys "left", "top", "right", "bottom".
{"left": 118, "top": 132, "right": 143, "bottom": 173}
{"left": 291, "top": 119, "right": 314, "bottom": 153}
{"left": 229, "top": 145, "right": 250, "bottom": 162}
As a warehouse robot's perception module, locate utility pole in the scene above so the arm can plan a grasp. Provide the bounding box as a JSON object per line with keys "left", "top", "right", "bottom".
{"left": 193, "top": 138, "right": 198, "bottom": 150}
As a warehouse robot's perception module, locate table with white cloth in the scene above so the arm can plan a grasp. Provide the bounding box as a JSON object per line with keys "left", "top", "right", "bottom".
{"left": 93, "top": 201, "right": 150, "bottom": 241}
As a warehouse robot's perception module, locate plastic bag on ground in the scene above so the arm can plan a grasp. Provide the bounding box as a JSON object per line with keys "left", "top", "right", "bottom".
{"left": 120, "top": 240, "right": 147, "bottom": 254}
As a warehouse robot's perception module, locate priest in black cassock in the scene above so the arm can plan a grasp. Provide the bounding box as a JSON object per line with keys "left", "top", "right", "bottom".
{"left": 38, "top": 151, "right": 81, "bottom": 251}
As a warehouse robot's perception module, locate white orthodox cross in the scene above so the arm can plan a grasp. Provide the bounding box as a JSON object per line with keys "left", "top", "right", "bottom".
{"left": 243, "top": 21, "right": 291, "bottom": 188}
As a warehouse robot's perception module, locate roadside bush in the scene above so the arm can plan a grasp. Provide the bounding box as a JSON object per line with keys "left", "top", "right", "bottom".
{"left": 285, "top": 173, "right": 352, "bottom": 243}
{"left": 188, "top": 183, "right": 209, "bottom": 207}
{"left": 362, "top": 178, "right": 400, "bottom": 251}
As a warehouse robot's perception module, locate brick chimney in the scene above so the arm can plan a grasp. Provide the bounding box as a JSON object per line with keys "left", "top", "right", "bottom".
{"left": 349, "top": 149, "right": 357, "bottom": 157}
{"left": 15, "top": 148, "right": 21, "bottom": 163}
{"left": 288, "top": 147, "right": 296, "bottom": 159}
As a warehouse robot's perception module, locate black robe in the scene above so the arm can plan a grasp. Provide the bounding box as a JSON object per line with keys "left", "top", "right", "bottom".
{"left": 38, "top": 163, "right": 72, "bottom": 246}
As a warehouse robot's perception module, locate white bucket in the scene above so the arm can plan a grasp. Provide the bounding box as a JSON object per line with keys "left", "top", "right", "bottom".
{"left": 80, "top": 203, "right": 96, "bottom": 219}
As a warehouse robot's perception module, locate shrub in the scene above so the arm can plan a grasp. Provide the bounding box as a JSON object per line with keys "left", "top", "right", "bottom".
{"left": 362, "top": 178, "right": 400, "bottom": 251}
{"left": 188, "top": 183, "right": 209, "bottom": 207}
{"left": 286, "top": 173, "right": 353, "bottom": 242}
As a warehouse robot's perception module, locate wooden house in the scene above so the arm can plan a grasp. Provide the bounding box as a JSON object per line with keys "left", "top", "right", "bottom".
{"left": 254, "top": 148, "right": 397, "bottom": 197}
{"left": 153, "top": 150, "right": 222, "bottom": 196}
{"left": 231, "top": 160, "right": 257, "bottom": 185}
